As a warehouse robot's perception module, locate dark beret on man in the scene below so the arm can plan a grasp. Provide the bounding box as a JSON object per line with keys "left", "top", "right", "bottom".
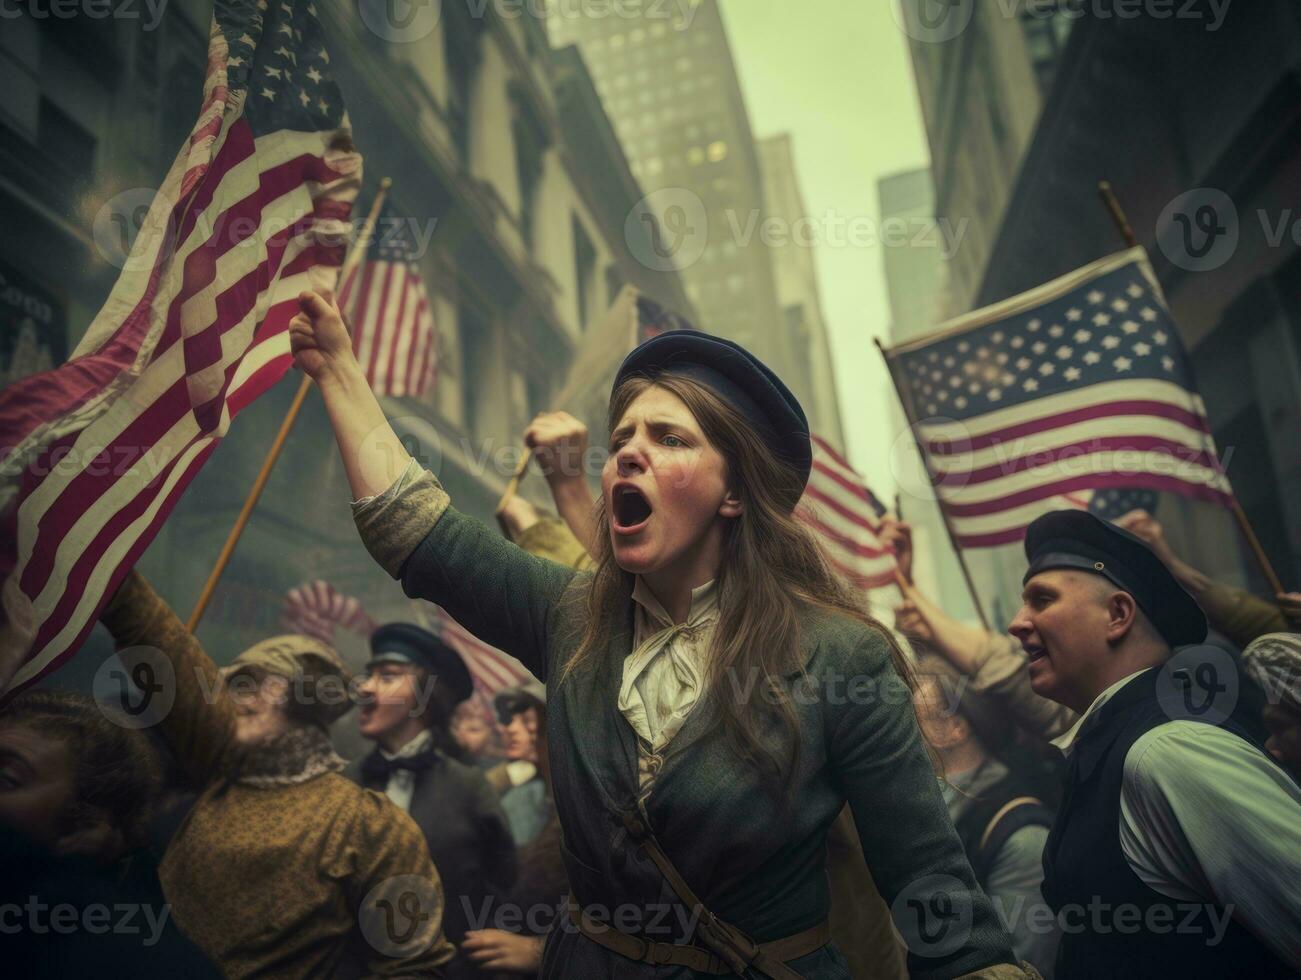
{"left": 1023, "top": 509, "right": 1208, "bottom": 647}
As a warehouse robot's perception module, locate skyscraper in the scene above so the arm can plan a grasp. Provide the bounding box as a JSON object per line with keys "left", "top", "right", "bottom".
{"left": 756, "top": 133, "right": 844, "bottom": 446}
{"left": 547, "top": 1, "right": 801, "bottom": 383}
{"left": 901, "top": 0, "right": 1073, "bottom": 319}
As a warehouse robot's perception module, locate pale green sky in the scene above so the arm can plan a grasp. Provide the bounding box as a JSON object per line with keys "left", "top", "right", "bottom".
{"left": 720, "top": 1, "right": 929, "bottom": 494}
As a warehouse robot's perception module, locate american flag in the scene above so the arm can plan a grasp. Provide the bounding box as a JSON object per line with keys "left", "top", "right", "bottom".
{"left": 281, "top": 580, "right": 378, "bottom": 644}
{"left": 336, "top": 206, "right": 438, "bottom": 399}
{"left": 797, "top": 435, "right": 902, "bottom": 597}
{"left": 418, "top": 604, "right": 534, "bottom": 699}
{"left": 883, "top": 247, "right": 1232, "bottom": 550}
{"left": 0, "top": 0, "right": 361, "bottom": 696}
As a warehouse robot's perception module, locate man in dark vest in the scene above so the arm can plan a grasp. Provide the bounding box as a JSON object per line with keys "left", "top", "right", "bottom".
{"left": 349, "top": 623, "right": 518, "bottom": 978}
{"left": 1010, "top": 510, "right": 1301, "bottom": 978}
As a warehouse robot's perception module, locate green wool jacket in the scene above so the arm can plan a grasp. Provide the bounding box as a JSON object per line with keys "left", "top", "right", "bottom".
{"left": 354, "top": 465, "right": 1020, "bottom": 979}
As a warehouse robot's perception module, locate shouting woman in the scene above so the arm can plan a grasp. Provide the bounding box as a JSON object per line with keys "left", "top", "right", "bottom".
{"left": 290, "top": 288, "right": 1026, "bottom": 979}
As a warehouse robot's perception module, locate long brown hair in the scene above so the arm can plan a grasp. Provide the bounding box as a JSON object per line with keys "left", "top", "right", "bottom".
{"left": 562, "top": 373, "right": 916, "bottom": 799}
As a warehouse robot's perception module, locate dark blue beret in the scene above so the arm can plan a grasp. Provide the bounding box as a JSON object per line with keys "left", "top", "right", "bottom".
{"left": 367, "top": 623, "right": 475, "bottom": 704}
{"left": 612, "top": 330, "right": 812, "bottom": 494}
{"left": 1023, "top": 510, "right": 1208, "bottom": 647}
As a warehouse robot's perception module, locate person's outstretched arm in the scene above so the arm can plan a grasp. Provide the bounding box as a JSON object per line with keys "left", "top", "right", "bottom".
{"left": 290, "top": 290, "right": 578, "bottom": 679}
{"left": 1115, "top": 509, "right": 1290, "bottom": 648}
{"left": 100, "top": 571, "right": 240, "bottom": 782}
{"left": 521, "top": 411, "right": 599, "bottom": 556}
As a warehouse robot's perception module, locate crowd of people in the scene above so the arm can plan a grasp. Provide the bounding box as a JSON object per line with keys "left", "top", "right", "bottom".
{"left": 2, "top": 286, "right": 1299, "bottom": 978}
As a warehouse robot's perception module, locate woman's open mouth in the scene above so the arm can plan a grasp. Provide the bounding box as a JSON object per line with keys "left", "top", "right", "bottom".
{"left": 612, "top": 485, "right": 653, "bottom": 534}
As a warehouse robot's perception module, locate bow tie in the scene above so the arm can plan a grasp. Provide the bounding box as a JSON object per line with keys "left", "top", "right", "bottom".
{"left": 360, "top": 748, "right": 439, "bottom": 788}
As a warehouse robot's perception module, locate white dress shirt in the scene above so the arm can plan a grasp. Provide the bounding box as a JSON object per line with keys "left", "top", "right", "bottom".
{"left": 1054, "top": 668, "right": 1301, "bottom": 969}
{"left": 376, "top": 728, "right": 434, "bottom": 812}
{"left": 617, "top": 577, "right": 718, "bottom": 790}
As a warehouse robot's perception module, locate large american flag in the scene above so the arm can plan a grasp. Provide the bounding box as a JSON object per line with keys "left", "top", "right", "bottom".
{"left": 882, "top": 248, "right": 1233, "bottom": 550}
{"left": 797, "top": 435, "right": 902, "bottom": 598}
{"left": 0, "top": 0, "right": 361, "bottom": 696}
{"left": 336, "top": 207, "right": 438, "bottom": 399}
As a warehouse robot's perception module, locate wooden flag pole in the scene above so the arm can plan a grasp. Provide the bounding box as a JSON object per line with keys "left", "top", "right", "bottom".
{"left": 873, "top": 336, "right": 991, "bottom": 630}
{"left": 186, "top": 178, "right": 394, "bottom": 632}
{"left": 1095, "top": 181, "right": 1286, "bottom": 595}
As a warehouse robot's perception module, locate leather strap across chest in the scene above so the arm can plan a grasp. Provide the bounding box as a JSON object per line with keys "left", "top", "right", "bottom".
{"left": 568, "top": 809, "right": 830, "bottom": 978}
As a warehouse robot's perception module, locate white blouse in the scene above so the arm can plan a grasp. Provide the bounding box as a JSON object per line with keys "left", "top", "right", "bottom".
{"left": 617, "top": 577, "right": 719, "bottom": 790}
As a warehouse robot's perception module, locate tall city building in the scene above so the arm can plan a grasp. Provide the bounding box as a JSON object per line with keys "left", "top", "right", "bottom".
{"left": 973, "top": 3, "right": 1301, "bottom": 594}
{"left": 755, "top": 133, "right": 844, "bottom": 447}
{"left": 902, "top": 0, "right": 1074, "bottom": 320}
{"left": 877, "top": 167, "right": 976, "bottom": 620}
{"left": 546, "top": 1, "right": 805, "bottom": 391}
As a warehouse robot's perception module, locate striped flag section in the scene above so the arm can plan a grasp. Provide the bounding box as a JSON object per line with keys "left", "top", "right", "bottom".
{"left": 418, "top": 604, "right": 534, "bottom": 700}
{"left": 797, "top": 435, "right": 902, "bottom": 596}
{"left": 336, "top": 208, "right": 437, "bottom": 398}
{"left": 0, "top": 0, "right": 361, "bottom": 696}
{"left": 882, "top": 247, "right": 1233, "bottom": 550}
{"left": 281, "top": 580, "right": 378, "bottom": 645}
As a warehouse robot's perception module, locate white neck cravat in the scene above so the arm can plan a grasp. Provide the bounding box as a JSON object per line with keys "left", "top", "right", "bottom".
{"left": 618, "top": 578, "right": 719, "bottom": 757}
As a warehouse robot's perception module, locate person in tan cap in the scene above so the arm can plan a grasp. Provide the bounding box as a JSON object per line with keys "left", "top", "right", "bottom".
{"left": 98, "top": 570, "right": 454, "bottom": 979}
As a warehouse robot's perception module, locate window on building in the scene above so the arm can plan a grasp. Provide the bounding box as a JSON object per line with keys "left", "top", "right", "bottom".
{"left": 630, "top": 28, "right": 646, "bottom": 44}
{"left": 610, "top": 33, "right": 625, "bottom": 48}
{"left": 687, "top": 146, "right": 705, "bottom": 166}
{"left": 460, "top": 306, "right": 492, "bottom": 438}
{"left": 645, "top": 157, "right": 663, "bottom": 176}
{"left": 707, "top": 140, "right": 728, "bottom": 162}
{"left": 511, "top": 86, "right": 549, "bottom": 251}
{"left": 572, "top": 215, "right": 597, "bottom": 331}
{"left": 605, "top": 264, "right": 625, "bottom": 308}
{"left": 38, "top": 98, "right": 95, "bottom": 190}
{"left": 445, "top": 44, "right": 476, "bottom": 165}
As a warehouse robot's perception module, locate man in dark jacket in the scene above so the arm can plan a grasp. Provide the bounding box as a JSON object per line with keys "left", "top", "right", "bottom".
{"left": 1011, "top": 510, "right": 1301, "bottom": 977}
{"left": 348, "top": 623, "right": 518, "bottom": 978}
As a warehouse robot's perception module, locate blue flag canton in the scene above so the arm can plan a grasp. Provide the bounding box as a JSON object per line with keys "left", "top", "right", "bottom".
{"left": 897, "top": 262, "right": 1194, "bottom": 421}
{"left": 215, "top": 0, "right": 346, "bottom": 134}
{"left": 1088, "top": 486, "right": 1160, "bottom": 520}
{"left": 368, "top": 211, "right": 424, "bottom": 267}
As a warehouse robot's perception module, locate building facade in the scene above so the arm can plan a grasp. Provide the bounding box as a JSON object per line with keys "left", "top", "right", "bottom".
{"left": 755, "top": 134, "right": 844, "bottom": 446}
{"left": 902, "top": 0, "right": 1073, "bottom": 320}
{"left": 973, "top": 2, "right": 1301, "bottom": 596}
{"left": 1, "top": 1, "right": 692, "bottom": 680}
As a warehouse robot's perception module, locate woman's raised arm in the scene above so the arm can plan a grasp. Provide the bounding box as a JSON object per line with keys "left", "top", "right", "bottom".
{"left": 290, "top": 289, "right": 413, "bottom": 501}
{"left": 291, "top": 289, "right": 578, "bottom": 680}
